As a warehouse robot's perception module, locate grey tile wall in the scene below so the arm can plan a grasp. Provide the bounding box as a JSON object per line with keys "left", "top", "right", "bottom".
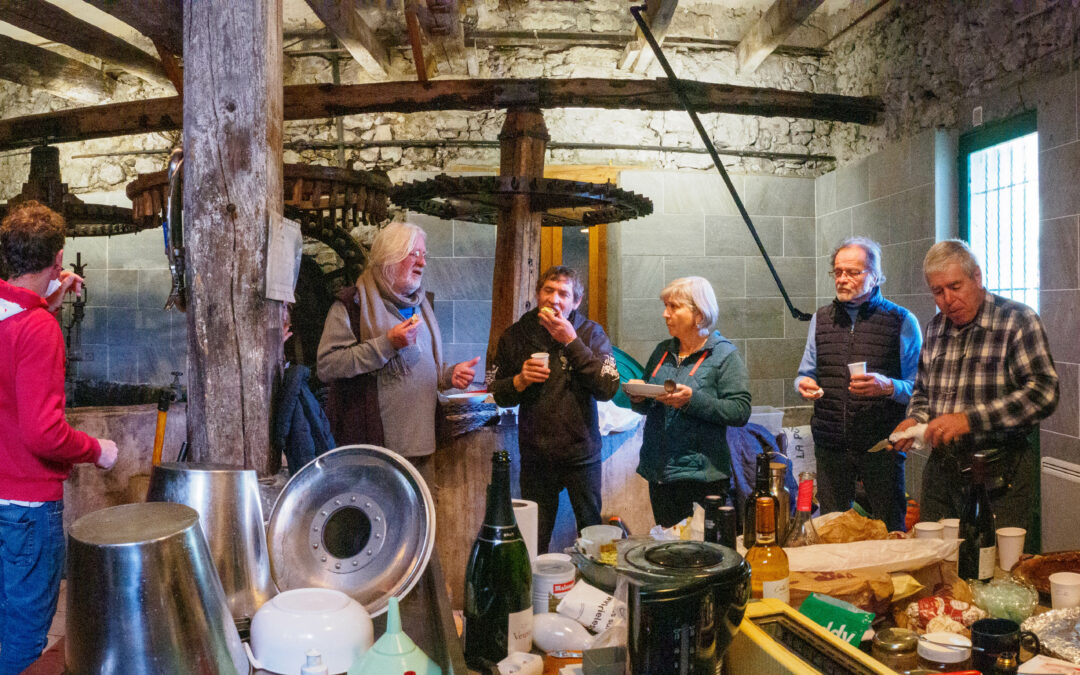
{"left": 612, "top": 171, "right": 816, "bottom": 409}
{"left": 61, "top": 229, "right": 183, "bottom": 386}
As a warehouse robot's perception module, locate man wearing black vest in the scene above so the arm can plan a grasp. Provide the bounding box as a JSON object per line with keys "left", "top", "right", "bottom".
{"left": 795, "top": 237, "right": 921, "bottom": 531}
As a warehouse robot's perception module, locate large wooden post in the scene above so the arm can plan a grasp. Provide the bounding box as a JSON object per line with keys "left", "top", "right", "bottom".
{"left": 486, "top": 107, "right": 548, "bottom": 366}
{"left": 182, "top": 0, "right": 284, "bottom": 473}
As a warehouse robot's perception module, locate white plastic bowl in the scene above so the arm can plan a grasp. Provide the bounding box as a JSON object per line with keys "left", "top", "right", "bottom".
{"left": 246, "top": 587, "right": 373, "bottom": 674}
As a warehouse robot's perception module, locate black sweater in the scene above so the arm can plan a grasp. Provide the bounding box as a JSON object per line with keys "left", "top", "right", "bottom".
{"left": 489, "top": 308, "right": 620, "bottom": 466}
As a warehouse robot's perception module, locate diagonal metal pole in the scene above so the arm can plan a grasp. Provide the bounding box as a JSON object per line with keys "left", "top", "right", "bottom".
{"left": 630, "top": 3, "right": 812, "bottom": 321}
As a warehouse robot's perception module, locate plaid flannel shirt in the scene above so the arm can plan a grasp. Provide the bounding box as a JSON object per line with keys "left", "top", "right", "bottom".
{"left": 907, "top": 292, "right": 1059, "bottom": 447}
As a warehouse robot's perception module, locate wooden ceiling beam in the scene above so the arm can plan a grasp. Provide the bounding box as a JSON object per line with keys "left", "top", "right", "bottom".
{"left": 0, "top": 34, "right": 116, "bottom": 103}
{"left": 0, "top": 78, "right": 883, "bottom": 151}
{"left": 737, "top": 0, "right": 825, "bottom": 74}
{"left": 303, "top": 0, "right": 388, "bottom": 78}
{"left": 82, "top": 0, "right": 182, "bottom": 57}
{"left": 618, "top": 0, "right": 678, "bottom": 74}
{"left": 0, "top": 0, "right": 170, "bottom": 87}
{"left": 411, "top": 0, "right": 468, "bottom": 76}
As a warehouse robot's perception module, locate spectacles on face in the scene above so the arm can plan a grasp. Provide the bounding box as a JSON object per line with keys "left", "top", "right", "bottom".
{"left": 407, "top": 249, "right": 427, "bottom": 261}
{"left": 830, "top": 268, "right": 869, "bottom": 280}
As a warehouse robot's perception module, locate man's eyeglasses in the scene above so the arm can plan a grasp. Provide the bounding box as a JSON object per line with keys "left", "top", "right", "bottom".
{"left": 408, "top": 249, "right": 427, "bottom": 261}
{"left": 830, "top": 268, "right": 869, "bottom": 280}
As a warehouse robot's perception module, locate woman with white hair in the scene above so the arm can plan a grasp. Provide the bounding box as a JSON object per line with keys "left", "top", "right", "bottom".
{"left": 630, "top": 276, "right": 752, "bottom": 527}
{"left": 317, "top": 221, "right": 479, "bottom": 472}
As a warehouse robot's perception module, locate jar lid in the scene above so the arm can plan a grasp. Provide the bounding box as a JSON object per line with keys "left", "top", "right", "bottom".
{"left": 917, "top": 632, "right": 971, "bottom": 663}
{"left": 873, "top": 627, "right": 918, "bottom": 652}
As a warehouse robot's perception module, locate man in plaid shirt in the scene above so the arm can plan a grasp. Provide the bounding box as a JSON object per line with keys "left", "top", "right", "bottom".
{"left": 893, "top": 240, "right": 1058, "bottom": 529}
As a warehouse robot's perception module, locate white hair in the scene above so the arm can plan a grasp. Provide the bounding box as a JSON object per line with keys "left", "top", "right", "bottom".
{"left": 660, "top": 276, "right": 719, "bottom": 335}
{"left": 369, "top": 221, "right": 426, "bottom": 280}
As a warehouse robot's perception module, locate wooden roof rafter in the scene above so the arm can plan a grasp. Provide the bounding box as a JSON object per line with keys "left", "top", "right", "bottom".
{"left": 618, "top": 0, "right": 678, "bottom": 75}
{"left": 0, "top": 0, "right": 171, "bottom": 88}
{"left": 737, "top": 0, "right": 826, "bottom": 74}
{"left": 0, "top": 77, "right": 884, "bottom": 152}
{"left": 82, "top": 0, "right": 181, "bottom": 58}
{"left": 303, "top": 0, "right": 389, "bottom": 78}
{"left": 0, "top": 33, "right": 116, "bottom": 103}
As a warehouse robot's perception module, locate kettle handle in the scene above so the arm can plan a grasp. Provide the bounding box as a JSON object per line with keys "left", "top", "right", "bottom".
{"left": 243, "top": 642, "right": 265, "bottom": 672}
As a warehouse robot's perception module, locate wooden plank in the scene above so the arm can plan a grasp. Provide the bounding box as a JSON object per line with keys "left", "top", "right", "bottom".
{"left": 618, "top": 0, "right": 678, "bottom": 74}
{"left": 404, "top": 3, "right": 429, "bottom": 83}
{"left": 0, "top": 78, "right": 883, "bottom": 151}
{"left": 0, "top": 0, "right": 170, "bottom": 86}
{"left": 153, "top": 39, "right": 183, "bottom": 95}
{"left": 83, "top": 0, "right": 182, "bottom": 57}
{"left": 486, "top": 108, "right": 548, "bottom": 368}
{"left": 303, "top": 0, "right": 388, "bottom": 78}
{"left": 0, "top": 34, "right": 116, "bottom": 103}
{"left": 182, "top": 0, "right": 284, "bottom": 474}
{"left": 737, "top": 0, "right": 826, "bottom": 74}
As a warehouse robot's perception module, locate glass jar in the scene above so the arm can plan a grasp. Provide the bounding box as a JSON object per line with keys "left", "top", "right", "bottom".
{"left": 917, "top": 631, "right": 972, "bottom": 672}
{"left": 871, "top": 627, "right": 919, "bottom": 672}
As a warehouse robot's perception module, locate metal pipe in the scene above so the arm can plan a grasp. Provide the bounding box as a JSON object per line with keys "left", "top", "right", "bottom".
{"left": 630, "top": 3, "right": 812, "bottom": 321}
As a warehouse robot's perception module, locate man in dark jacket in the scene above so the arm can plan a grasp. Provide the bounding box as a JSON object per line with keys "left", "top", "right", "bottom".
{"left": 795, "top": 237, "right": 921, "bottom": 532}
{"left": 489, "top": 266, "right": 621, "bottom": 553}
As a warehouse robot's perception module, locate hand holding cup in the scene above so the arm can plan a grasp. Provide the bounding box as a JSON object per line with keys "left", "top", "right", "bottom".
{"left": 518, "top": 352, "right": 551, "bottom": 386}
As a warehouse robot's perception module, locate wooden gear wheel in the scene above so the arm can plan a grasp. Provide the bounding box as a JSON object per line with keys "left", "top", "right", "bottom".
{"left": 389, "top": 174, "right": 653, "bottom": 227}
{"left": 127, "top": 164, "right": 392, "bottom": 281}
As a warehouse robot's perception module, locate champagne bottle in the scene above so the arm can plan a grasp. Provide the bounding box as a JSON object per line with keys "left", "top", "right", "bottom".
{"left": 782, "top": 476, "right": 821, "bottom": 547}
{"left": 464, "top": 451, "right": 533, "bottom": 669}
{"left": 703, "top": 494, "right": 724, "bottom": 544}
{"left": 958, "top": 452, "right": 997, "bottom": 582}
{"left": 744, "top": 452, "right": 777, "bottom": 547}
{"left": 745, "top": 496, "right": 790, "bottom": 603}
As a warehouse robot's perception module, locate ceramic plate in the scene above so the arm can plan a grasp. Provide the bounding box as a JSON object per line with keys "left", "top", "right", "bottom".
{"left": 622, "top": 381, "right": 667, "bottom": 398}
{"left": 445, "top": 392, "right": 490, "bottom": 404}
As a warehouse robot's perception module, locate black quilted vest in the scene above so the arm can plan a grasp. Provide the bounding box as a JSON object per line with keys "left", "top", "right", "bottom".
{"left": 810, "top": 287, "right": 909, "bottom": 452}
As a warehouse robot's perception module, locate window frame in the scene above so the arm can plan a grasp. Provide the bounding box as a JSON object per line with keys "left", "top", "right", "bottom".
{"left": 958, "top": 110, "right": 1037, "bottom": 242}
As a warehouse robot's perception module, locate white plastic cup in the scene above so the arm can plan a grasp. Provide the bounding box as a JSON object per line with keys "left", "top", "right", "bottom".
{"left": 1049, "top": 571, "right": 1080, "bottom": 609}
{"left": 995, "top": 527, "right": 1026, "bottom": 572}
{"left": 940, "top": 518, "right": 960, "bottom": 562}
{"left": 530, "top": 352, "right": 550, "bottom": 368}
{"left": 578, "top": 524, "right": 624, "bottom": 564}
{"left": 847, "top": 362, "right": 867, "bottom": 376}
{"left": 913, "top": 521, "right": 944, "bottom": 539}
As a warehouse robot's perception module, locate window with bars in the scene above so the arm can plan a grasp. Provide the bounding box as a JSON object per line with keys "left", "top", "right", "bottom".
{"left": 959, "top": 111, "right": 1040, "bottom": 311}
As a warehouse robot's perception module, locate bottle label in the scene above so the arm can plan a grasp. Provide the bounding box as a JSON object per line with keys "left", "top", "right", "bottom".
{"left": 478, "top": 524, "right": 523, "bottom": 543}
{"left": 978, "top": 545, "right": 997, "bottom": 579}
{"left": 507, "top": 607, "right": 533, "bottom": 654}
{"left": 763, "top": 577, "right": 790, "bottom": 604}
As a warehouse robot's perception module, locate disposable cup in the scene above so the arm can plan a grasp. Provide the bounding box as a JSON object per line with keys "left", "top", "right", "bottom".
{"left": 940, "top": 518, "right": 960, "bottom": 562}
{"left": 578, "top": 524, "right": 624, "bottom": 565}
{"left": 913, "top": 521, "right": 944, "bottom": 539}
{"left": 1049, "top": 571, "right": 1080, "bottom": 609}
{"left": 531, "top": 352, "right": 550, "bottom": 367}
{"left": 847, "top": 362, "right": 867, "bottom": 376}
{"left": 996, "top": 527, "right": 1026, "bottom": 572}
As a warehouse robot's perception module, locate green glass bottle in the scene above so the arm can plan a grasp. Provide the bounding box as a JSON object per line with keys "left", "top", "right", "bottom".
{"left": 464, "top": 451, "right": 533, "bottom": 669}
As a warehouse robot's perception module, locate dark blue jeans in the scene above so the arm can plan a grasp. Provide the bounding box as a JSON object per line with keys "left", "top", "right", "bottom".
{"left": 816, "top": 445, "right": 907, "bottom": 532}
{"left": 0, "top": 500, "right": 64, "bottom": 675}
{"left": 521, "top": 461, "right": 602, "bottom": 554}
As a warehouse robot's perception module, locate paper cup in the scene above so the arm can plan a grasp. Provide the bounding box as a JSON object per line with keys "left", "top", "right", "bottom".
{"left": 940, "top": 518, "right": 960, "bottom": 562}
{"left": 578, "top": 524, "right": 624, "bottom": 565}
{"left": 1049, "top": 571, "right": 1080, "bottom": 609}
{"left": 531, "top": 352, "right": 550, "bottom": 367}
{"left": 847, "top": 362, "right": 867, "bottom": 376}
{"left": 996, "top": 527, "right": 1026, "bottom": 572}
{"left": 913, "top": 521, "right": 944, "bottom": 539}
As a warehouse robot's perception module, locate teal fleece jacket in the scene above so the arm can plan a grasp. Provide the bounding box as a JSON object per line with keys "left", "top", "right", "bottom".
{"left": 632, "top": 331, "right": 751, "bottom": 484}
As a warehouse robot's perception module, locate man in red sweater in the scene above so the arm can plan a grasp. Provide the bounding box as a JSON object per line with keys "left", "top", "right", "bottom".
{"left": 0, "top": 201, "right": 119, "bottom": 673}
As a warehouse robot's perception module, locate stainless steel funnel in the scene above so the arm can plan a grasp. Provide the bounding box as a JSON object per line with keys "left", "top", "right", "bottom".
{"left": 146, "top": 462, "right": 276, "bottom": 622}
{"left": 66, "top": 502, "right": 249, "bottom": 674}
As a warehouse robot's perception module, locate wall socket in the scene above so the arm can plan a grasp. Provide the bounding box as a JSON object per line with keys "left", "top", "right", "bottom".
{"left": 973, "top": 106, "right": 984, "bottom": 126}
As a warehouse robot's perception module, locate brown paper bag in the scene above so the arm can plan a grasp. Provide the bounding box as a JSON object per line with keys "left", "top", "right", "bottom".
{"left": 790, "top": 570, "right": 895, "bottom": 615}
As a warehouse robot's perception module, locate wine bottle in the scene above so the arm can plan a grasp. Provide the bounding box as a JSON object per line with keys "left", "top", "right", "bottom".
{"left": 769, "top": 461, "right": 792, "bottom": 540}
{"left": 782, "top": 476, "right": 821, "bottom": 547}
{"left": 464, "top": 450, "right": 533, "bottom": 669}
{"left": 745, "top": 496, "right": 790, "bottom": 603}
{"left": 958, "top": 452, "right": 997, "bottom": 582}
{"left": 703, "top": 494, "right": 724, "bottom": 544}
{"left": 717, "top": 506, "right": 737, "bottom": 549}
{"left": 744, "top": 452, "right": 778, "bottom": 547}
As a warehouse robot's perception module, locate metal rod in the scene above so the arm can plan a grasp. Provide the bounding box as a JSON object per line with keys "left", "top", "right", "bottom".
{"left": 630, "top": 3, "right": 812, "bottom": 321}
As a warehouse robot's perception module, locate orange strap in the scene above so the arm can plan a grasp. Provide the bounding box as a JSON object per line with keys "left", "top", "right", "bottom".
{"left": 649, "top": 350, "right": 709, "bottom": 379}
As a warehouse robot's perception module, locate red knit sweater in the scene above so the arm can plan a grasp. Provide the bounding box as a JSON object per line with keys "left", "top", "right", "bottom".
{"left": 0, "top": 279, "right": 100, "bottom": 501}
